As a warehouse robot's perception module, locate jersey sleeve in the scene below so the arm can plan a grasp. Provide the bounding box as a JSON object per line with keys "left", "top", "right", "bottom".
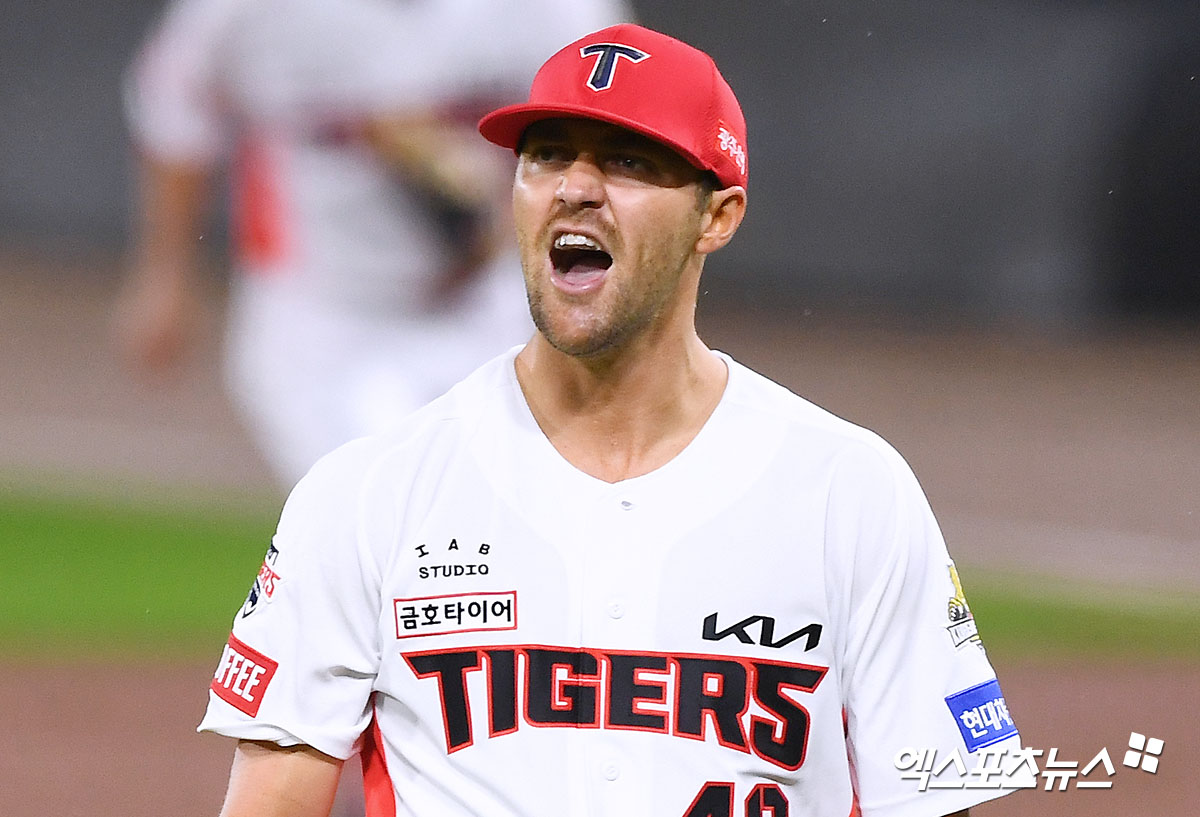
{"left": 123, "top": 0, "right": 241, "bottom": 163}
{"left": 197, "top": 437, "right": 390, "bottom": 759}
{"left": 828, "top": 441, "right": 1031, "bottom": 816}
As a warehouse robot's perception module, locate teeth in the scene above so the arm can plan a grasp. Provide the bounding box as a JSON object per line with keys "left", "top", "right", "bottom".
{"left": 553, "top": 233, "right": 603, "bottom": 251}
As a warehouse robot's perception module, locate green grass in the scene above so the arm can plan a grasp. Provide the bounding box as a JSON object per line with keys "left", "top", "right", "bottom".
{"left": 0, "top": 487, "right": 277, "bottom": 659}
{"left": 1, "top": 487, "right": 1197, "bottom": 662}
{"left": 966, "top": 571, "right": 1200, "bottom": 662}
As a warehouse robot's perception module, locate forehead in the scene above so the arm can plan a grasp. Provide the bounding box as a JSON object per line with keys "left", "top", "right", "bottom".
{"left": 523, "top": 118, "right": 698, "bottom": 166}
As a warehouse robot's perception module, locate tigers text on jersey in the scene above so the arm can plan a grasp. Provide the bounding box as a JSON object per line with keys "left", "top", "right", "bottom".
{"left": 199, "top": 347, "right": 1029, "bottom": 816}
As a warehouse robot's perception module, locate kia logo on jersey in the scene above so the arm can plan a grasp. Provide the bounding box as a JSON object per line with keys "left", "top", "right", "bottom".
{"left": 702, "top": 613, "right": 823, "bottom": 651}
{"left": 580, "top": 43, "right": 649, "bottom": 91}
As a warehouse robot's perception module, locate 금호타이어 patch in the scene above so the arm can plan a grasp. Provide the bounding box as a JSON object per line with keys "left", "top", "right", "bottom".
{"left": 394, "top": 591, "right": 517, "bottom": 638}
{"left": 945, "top": 678, "right": 1018, "bottom": 752}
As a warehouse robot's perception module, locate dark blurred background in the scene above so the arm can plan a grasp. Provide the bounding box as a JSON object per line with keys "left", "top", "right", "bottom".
{"left": 2, "top": 0, "right": 1197, "bottom": 323}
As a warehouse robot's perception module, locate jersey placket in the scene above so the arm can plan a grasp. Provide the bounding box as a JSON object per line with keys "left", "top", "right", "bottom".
{"left": 572, "top": 481, "right": 661, "bottom": 815}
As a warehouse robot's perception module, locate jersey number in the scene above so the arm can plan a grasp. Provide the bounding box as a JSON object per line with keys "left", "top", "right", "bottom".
{"left": 683, "top": 782, "right": 788, "bottom": 817}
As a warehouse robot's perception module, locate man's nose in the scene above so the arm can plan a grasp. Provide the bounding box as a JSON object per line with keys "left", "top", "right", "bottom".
{"left": 555, "top": 157, "right": 606, "bottom": 209}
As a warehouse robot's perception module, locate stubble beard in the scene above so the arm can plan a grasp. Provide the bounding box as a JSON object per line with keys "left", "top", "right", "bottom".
{"left": 527, "top": 278, "right": 646, "bottom": 360}
{"left": 524, "top": 248, "right": 690, "bottom": 362}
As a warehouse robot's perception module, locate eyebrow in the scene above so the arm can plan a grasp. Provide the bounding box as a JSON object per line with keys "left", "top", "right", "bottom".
{"left": 520, "top": 120, "right": 699, "bottom": 179}
{"left": 604, "top": 131, "right": 663, "bottom": 153}
{"left": 523, "top": 120, "right": 659, "bottom": 152}
{"left": 521, "top": 120, "right": 572, "bottom": 143}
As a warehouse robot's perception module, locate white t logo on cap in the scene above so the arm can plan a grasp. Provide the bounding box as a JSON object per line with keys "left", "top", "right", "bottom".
{"left": 579, "top": 43, "right": 650, "bottom": 91}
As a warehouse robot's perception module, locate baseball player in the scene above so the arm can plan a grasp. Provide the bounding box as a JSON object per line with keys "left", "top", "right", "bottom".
{"left": 200, "top": 24, "right": 1031, "bottom": 817}
{"left": 115, "top": 0, "right": 631, "bottom": 487}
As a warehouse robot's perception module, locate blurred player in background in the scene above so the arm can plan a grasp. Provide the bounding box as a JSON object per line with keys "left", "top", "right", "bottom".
{"left": 114, "top": 0, "right": 632, "bottom": 488}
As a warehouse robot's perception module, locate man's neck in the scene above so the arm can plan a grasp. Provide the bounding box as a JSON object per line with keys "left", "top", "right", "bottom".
{"left": 514, "top": 330, "right": 727, "bottom": 483}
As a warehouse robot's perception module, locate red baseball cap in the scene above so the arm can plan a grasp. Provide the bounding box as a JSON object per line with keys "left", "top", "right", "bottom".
{"left": 478, "top": 24, "right": 747, "bottom": 189}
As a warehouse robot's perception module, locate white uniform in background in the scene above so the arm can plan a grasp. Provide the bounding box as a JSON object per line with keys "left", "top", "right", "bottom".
{"left": 125, "top": 0, "right": 631, "bottom": 485}
{"left": 201, "top": 347, "right": 1030, "bottom": 816}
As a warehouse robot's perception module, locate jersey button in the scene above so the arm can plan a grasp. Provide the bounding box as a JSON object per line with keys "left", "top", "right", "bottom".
{"left": 602, "top": 761, "right": 620, "bottom": 781}
{"left": 619, "top": 499, "right": 634, "bottom": 510}
{"left": 607, "top": 601, "right": 625, "bottom": 619}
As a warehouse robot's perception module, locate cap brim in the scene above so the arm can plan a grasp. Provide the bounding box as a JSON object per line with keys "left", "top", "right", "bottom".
{"left": 478, "top": 102, "right": 709, "bottom": 178}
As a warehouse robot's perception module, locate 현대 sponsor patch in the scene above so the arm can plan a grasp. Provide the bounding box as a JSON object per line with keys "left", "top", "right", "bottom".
{"left": 946, "top": 678, "right": 1018, "bottom": 752}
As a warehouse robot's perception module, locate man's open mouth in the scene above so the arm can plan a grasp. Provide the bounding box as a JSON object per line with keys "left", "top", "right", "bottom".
{"left": 550, "top": 233, "right": 613, "bottom": 280}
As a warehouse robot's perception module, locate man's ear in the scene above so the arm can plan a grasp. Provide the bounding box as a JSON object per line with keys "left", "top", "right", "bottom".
{"left": 695, "top": 186, "right": 747, "bottom": 255}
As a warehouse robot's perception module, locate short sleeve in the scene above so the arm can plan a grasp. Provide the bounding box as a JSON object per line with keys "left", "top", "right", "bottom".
{"left": 197, "top": 437, "right": 389, "bottom": 759}
{"left": 123, "top": 0, "right": 240, "bottom": 162}
{"left": 829, "top": 442, "right": 1029, "bottom": 816}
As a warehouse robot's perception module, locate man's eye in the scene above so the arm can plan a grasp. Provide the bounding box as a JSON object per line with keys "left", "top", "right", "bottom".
{"left": 528, "top": 144, "right": 568, "bottom": 163}
{"left": 611, "top": 155, "right": 649, "bottom": 171}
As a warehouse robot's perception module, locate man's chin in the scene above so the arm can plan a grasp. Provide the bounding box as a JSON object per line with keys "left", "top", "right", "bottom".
{"left": 542, "top": 331, "right": 619, "bottom": 361}
{"left": 532, "top": 315, "right": 622, "bottom": 361}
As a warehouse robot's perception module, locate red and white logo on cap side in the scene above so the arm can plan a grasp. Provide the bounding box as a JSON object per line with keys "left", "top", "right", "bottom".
{"left": 211, "top": 633, "right": 279, "bottom": 717}
{"left": 716, "top": 120, "right": 747, "bottom": 178}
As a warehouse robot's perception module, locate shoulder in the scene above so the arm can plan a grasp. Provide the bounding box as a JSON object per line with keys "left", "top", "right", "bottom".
{"left": 712, "top": 354, "right": 935, "bottom": 538}
{"left": 720, "top": 353, "right": 911, "bottom": 477}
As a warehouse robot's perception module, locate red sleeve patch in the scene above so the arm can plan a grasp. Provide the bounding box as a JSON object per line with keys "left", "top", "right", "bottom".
{"left": 210, "top": 634, "right": 279, "bottom": 717}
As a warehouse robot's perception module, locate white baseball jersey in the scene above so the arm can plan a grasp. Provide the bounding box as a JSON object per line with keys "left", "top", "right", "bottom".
{"left": 200, "top": 348, "right": 1030, "bottom": 816}
{"left": 125, "top": 0, "right": 632, "bottom": 484}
